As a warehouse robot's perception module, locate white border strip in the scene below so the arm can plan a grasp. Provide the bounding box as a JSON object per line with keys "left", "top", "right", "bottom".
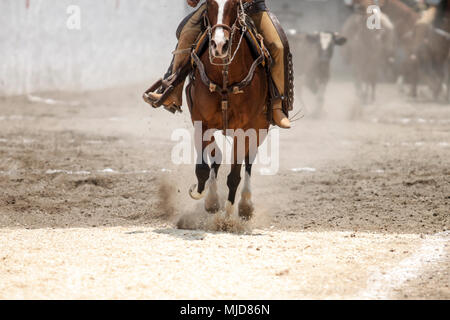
{"left": 359, "top": 231, "right": 449, "bottom": 299}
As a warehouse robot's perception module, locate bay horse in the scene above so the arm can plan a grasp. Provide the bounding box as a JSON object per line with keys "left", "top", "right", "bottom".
{"left": 186, "top": 0, "right": 270, "bottom": 220}
{"left": 353, "top": 0, "right": 420, "bottom": 96}
{"left": 341, "top": 9, "right": 395, "bottom": 104}
{"left": 353, "top": 0, "right": 419, "bottom": 40}
{"left": 374, "top": 0, "right": 450, "bottom": 100}
{"left": 356, "top": 0, "right": 450, "bottom": 100}
{"left": 409, "top": 4, "right": 450, "bottom": 101}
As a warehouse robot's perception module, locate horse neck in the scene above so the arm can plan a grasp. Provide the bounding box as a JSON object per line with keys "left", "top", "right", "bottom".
{"left": 384, "top": 0, "right": 419, "bottom": 35}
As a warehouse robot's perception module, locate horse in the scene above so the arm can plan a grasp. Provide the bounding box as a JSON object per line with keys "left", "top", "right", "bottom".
{"left": 341, "top": 9, "right": 395, "bottom": 104}
{"left": 411, "top": 21, "right": 450, "bottom": 100}
{"left": 186, "top": 0, "right": 270, "bottom": 220}
{"left": 352, "top": 1, "right": 420, "bottom": 94}
{"left": 409, "top": 3, "right": 450, "bottom": 101}
{"left": 353, "top": 0, "right": 419, "bottom": 38}
{"left": 354, "top": 0, "right": 450, "bottom": 100}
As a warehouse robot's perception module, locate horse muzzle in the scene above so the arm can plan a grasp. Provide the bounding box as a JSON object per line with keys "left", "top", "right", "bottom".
{"left": 211, "top": 38, "right": 230, "bottom": 59}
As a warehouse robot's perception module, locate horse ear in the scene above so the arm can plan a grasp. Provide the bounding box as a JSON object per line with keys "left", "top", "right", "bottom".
{"left": 333, "top": 33, "right": 347, "bottom": 46}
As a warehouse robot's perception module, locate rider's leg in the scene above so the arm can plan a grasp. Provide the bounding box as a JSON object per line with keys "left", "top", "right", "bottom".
{"left": 251, "top": 11, "right": 291, "bottom": 129}
{"left": 147, "top": 4, "right": 206, "bottom": 107}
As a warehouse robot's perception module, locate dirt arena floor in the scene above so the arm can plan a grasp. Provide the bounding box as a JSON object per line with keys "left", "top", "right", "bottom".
{"left": 0, "top": 82, "right": 449, "bottom": 299}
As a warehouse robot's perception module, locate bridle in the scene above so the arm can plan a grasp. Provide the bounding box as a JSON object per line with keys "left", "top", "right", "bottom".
{"left": 204, "top": 0, "right": 248, "bottom": 66}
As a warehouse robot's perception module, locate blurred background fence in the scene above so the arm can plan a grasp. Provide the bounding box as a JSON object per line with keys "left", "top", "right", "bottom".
{"left": 0, "top": 0, "right": 185, "bottom": 96}
{"left": 0, "top": 0, "right": 351, "bottom": 96}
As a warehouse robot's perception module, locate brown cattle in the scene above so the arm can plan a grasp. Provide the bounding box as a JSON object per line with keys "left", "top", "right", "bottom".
{"left": 341, "top": 10, "right": 396, "bottom": 103}
{"left": 410, "top": 1, "right": 450, "bottom": 100}
{"left": 352, "top": 0, "right": 421, "bottom": 96}
{"left": 289, "top": 31, "right": 346, "bottom": 117}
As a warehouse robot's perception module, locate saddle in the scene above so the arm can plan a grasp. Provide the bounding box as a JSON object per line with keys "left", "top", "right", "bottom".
{"left": 143, "top": 5, "right": 294, "bottom": 119}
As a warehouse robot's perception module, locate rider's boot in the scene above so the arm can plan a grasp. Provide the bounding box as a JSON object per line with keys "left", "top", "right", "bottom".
{"left": 145, "top": 4, "right": 206, "bottom": 111}
{"left": 146, "top": 83, "right": 184, "bottom": 110}
{"left": 272, "top": 100, "right": 291, "bottom": 129}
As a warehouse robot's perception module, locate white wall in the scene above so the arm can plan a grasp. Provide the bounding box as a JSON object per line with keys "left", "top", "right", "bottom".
{"left": 0, "top": 0, "right": 187, "bottom": 96}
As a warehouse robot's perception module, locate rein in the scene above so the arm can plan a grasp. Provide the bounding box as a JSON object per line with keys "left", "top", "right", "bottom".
{"left": 191, "top": 0, "right": 265, "bottom": 134}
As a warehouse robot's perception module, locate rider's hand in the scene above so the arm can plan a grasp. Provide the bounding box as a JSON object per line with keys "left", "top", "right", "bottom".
{"left": 187, "top": 0, "right": 200, "bottom": 7}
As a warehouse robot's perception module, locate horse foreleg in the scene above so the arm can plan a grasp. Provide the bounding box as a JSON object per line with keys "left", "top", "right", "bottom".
{"left": 225, "top": 138, "right": 244, "bottom": 216}
{"left": 204, "top": 139, "right": 222, "bottom": 213}
{"left": 225, "top": 163, "right": 242, "bottom": 216}
{"left": 189, "top": 126, "right": 210, "bottom": 200}
{"left": 238, "top": 162, "right": 254, "bottom": 221}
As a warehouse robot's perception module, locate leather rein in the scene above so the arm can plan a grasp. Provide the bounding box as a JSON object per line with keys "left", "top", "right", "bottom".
{"left": 190, "top": 0, "right": 265, "bottom": 134}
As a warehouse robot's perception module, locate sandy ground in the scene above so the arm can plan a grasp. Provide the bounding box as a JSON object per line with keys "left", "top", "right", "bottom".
{"left": 0, "top": 82, "right": 449, "bottom": 299}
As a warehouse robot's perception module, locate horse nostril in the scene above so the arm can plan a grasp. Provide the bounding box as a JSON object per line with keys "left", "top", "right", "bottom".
{"left": 211, "top": 40, "right": 217, "bottom": 49}
{"left": 223, "top": 40, "right": 229, "bottom": 52}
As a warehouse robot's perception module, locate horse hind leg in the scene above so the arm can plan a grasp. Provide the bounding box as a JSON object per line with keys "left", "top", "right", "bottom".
{"left": 238, "top": 163, "right": 255, "bottom": 221}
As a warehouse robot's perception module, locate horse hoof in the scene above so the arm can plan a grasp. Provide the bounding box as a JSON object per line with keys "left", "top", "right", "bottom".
{"left": 238, "top": 201, "right": 254, "bottom": 221}
{"left": 205, "top": 202, "right": 220, "bottom": 214}
{"left": 205, "top": 192, "right": 220, "bottom": 213}
{"left": 225, "top": 200, "right": 235, "bottom": 216}
{"left": 189, "top": 184, "right": 206, "bottom": 200}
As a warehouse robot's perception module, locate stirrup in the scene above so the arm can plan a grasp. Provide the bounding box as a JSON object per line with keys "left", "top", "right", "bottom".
{"left": 143, "top": 76, "right": 182, "bottom": 114}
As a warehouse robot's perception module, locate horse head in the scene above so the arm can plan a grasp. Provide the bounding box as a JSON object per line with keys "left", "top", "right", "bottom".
{"left": 205, "top": 0, "right": 242, "bottom": 60}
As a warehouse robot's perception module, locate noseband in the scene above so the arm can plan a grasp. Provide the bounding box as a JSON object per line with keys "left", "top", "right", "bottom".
{"left": 210, "top": 23, "right": 233, "bottom": 35}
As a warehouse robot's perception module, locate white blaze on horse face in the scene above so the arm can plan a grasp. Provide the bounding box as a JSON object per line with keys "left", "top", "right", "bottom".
{"left": 319, "top": 32, "right": 333, "bottom": 51}
{"left": 212, "top": 0, "right": 229, "bottom": 58}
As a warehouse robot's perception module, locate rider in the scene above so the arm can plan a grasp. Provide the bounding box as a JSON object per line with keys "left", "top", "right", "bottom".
{"left": 145, "top": 0, "right": 291, "bottom": 129}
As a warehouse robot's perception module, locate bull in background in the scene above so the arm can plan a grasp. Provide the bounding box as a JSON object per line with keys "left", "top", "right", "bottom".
{"left": 341, "top": 10, "right": 396, "bottom": 104}
{"left": 350, "top": 0, "right": 450, "bottom": 102}
{"left": 409, "top": 1, "right": 450, "bottom": 101}
{"left": 289, "top": 31, "right": 347, "bottom": 118}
